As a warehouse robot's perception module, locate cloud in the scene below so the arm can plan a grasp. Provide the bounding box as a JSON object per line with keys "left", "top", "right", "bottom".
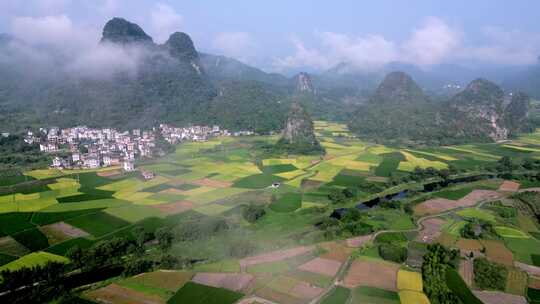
{"left": 402, "top": 17, "right": 461, "bottom": 66}
{"left": 66, "top": 43, "right": 145, "bottom": 79}
{"left": 273, "top": 37, "right": 334, "bottom": 71}
{"left": 150, "top": 3, "right": 183, "bottom": 43}
{"left": 274, "top": 17, "right": 460, "bottom": 71}
{"left": 460, "top": 27, "right": 540, "bottom": 65}
{"left": 211, "top": 32, "right": 258, "bottom": 62}
{"left": 11, "top": 14, "right": 99, "bottom": 52}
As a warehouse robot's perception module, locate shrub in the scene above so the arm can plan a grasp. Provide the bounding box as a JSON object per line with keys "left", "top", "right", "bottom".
{"left": 242, "top": 204, "right": 266, "bottom": 223}
{"left": 378, "top": 244, "right": 407, "bottom": 263}
{"left": 473, "top": 258, "right": 507, "bottom": 290}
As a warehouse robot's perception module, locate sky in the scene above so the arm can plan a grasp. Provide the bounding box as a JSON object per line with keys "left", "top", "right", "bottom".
{"left": 1, "top": 0, "right": 540, "bottom": 73}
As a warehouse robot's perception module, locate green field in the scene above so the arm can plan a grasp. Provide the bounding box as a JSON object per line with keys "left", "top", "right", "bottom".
{"left": 321, "top": 286, "right": 351, "bottom": 304}
{"left": 352, "top": 286, "right": 400, "bottom": 304}
{"left": 167, "top": 282, "right": 243, "bottom": 304}
{"left": 2, "top": 123, "right": 540, "bottom": 301}
{"left": 65, "top": 211, "right": 130, "bottom": 237}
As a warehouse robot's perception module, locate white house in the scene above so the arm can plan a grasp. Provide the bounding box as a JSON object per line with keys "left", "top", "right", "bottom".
{"left": 123, "top": 161, "right": 135, "bottom": 172}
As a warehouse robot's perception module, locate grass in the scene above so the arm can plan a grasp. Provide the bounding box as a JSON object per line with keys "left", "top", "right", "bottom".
{"left": 352, "top": 286, "right": 400, "bottom": 304}
{"left": 233, "top": 174, "right": 285, "bottom": 189}
{"left": 122, "top": 271, "right": 193, "bottom": 291}
{"left": 193, "top": 259, "right": 240, "bottom": 273}
{"left": 247, "top": 260, "right": 291, "bottom": 274}
{"left": 104, "top": 205, "right": 163, "bottom": 223}
{"left": 167, "top": 282, "right": 243, "bottom": 304}
{"left": 0, "top": 253, "right": 17, "bottom": 267}
{"left": 11, "top": 228, "right": 49, "bottom": 251}
{"left": 445, "top": 268, "right": 483, "bottom": 304}
{"left": 397, "top": 270, "right": 423, "bottom": 292}
{"left": 504, "top": 237, "right": 540, "bottom": 264}
{"left": 398, "top": 290, "right": 430, "bottom": 304}
{"left": 375, "top": 152, "right": 405, "bottom": 177}
{"left": 0, "top": 212, "right": 35, "bottom": 236}
{"left": 528, "top": 287, "right": 540, "bottom": 304}
{"left": 0, "top": 251, "right": 69, "bottom": 272}
{"left": 289, "top": 270, "right": 334, "bottom": 287}
{"left": 398, "top": 151, "right": 448, "bottom": 171}
{"left": 65, "top": 211, "right": 130, "bottom": 237}
{"left": 456, "top": 208, "right": 496, "bottom": 222}
{"left": 116, "top": 280, "right": 173, "bottom": 299}
{"left": 505, "top": 268, "right": 528, "bottom": 295}
{"left": 433, "top": 188, "right": 473, "bottom": 200}
{"left": 31, "top": 208, "right": 105, "bottom": 225}
{"left": 495, "top": 226, "right": 529, "bottom": 239}
{"left": 374, "top": 232, "right": 408, "bottom": 244}
{"left": 321, "top": 286, "right": 351, "bottom": 304}
{"left": 269, "top": 192, "right": 302, "bottom": 212}
{"left": 262, "top": 164, "right": 298, "bottom": 174}
{"left": 45, "top": 237, "right": 95, "bottom": 256}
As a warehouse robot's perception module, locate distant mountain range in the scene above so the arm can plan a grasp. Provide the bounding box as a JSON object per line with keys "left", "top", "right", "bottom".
{"left": 0, "top": 17, "right": 536, "bottom": 145}
{"left": 348, "top": 72, "right": 533, "bottom": 145}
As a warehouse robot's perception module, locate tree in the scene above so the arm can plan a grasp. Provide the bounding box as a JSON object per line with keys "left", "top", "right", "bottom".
{"left": 378, "top": 244, "right": 407, "bottom": 263}
{"left": 497, "top": 156, "right": 513, "bottom": 173}
{"left": 473, "top": 258, "right": 507, "bottom": 290}
{"left": 123, "top": 259, "right": 153, "bottom": 277}
{"left": 328, "top": 189, "right": 347, "bottom": 204}
{"left": 242, "top": 203, "right": 266, "bottom": 223}
{"left": 155, "top": 227, "right": 174, "bottom": 251}
{"left": 66, "top": 245, "right": 84, "bottom": 269}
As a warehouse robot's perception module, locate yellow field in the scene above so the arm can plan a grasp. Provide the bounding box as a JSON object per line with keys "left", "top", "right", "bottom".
{"left": 444, "top": 146, "right": 499, "bottom": 160}
{"left": 311, "top": 163, "right": 342, "bottom": 182}
{"left": 397, "top": 270, "right": 423, "bottom": 291}
{"left": 262, "top": 158, "right": 296, "bottom": 166}
{"left": 367, "top": 145, "right": 395, "bottom": 155}
{"left": 398, "top": 151, "right": 448, "bottom": 171}
{"left": 502, "top": 144, "right": 540, "bottom": 153}
{"left": 399, "top": 290, "right": 430, "bottom": 304}
{"left": 275, "top": 169, "right": 307, "bottom": 180}
{"left": 405, "top": 149, "right": 457, "bottom": 161}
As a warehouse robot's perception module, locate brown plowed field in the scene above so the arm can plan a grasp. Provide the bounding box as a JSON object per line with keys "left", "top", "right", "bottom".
{"left": 416, "top": 218, "right": 446, "bottom": 243}
{"left": 346, "top": 234, "right": 372, "bottom": 248}
{"left": 459, "top": 259, "right": 473, "bottom": 286}
{"left": 472, "top": 291, "right": 527, "bottom": 304}
{"left": 240, "top": 246, "right": 314, "bottom": 269}
{"left": 298, "top": 258, "right": 342, "bottom": 277}
{"left": 290, "top": 281, "right": 324, "bottom": 299}
{"left": 149, "top": 201, "right": 194, "bottom": 215}
{"left": 415, "top": 190, "right": 503, "bottom": 215}
{"left": 343, "top": 260, "right": 399, "bottom": 291}
{"left": 192, "top": 178, "right": 232, "bottom": 188}
{"left": 499, "top": 181, "right": 520, "bottom": 192}
{"left": 85, "top": 283, "right": 163, "bottom": 304}
{"left": 192, "top": 272, "right": 254, "bottom": 292}
{"left": 481, "top": 240, "right": 514, "bottom": 266}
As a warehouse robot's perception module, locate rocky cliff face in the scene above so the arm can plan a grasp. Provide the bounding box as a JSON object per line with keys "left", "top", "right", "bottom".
{"left": 504, "top": 92, "right": 532, "bottom": 134}
{"left": 281, "top": 102, "right": 319, "bottom": 146}
{"left": 101, "top": 18, "right": 153, "bottom": 45}
{"left": 294, "top": 72, "right": 316, "bottom": 94}
{"left": 165, "top": 32, "right": 203, "bottom": 75}
{"left": 447, "top": 79, "right": 508, "bottom": 141}
{"left": 370, "top": 71, "right": 428, "bottom": 104}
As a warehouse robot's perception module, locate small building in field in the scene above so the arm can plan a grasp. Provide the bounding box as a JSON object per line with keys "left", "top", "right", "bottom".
{"left": 123, "top": 161, "right": 135, "bottom": 172}
{"left": 141, "top": 171, "right": 155, "bottom": 180}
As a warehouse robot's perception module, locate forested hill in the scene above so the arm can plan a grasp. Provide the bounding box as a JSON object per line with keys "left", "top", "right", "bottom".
{"left": 348, "top": 72, "right": 534, "bottom": 146}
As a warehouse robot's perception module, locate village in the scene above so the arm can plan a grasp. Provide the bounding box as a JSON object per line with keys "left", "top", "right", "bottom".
{"left": 23, "top": 124, "right": 253, "bottom": 171}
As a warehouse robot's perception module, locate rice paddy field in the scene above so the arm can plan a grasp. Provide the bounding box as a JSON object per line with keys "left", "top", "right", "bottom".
{"left": 2, "top": 123, "right": 540, "bottom": 303}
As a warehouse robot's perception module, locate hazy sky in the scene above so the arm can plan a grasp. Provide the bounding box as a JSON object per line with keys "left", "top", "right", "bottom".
{"left": 1, "top": 0, "right": 539, "bottom": 72}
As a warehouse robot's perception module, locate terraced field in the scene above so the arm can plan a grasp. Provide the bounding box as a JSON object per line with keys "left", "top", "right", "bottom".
{"left": 2, "top": 123, "right": 540, "bottom": 303}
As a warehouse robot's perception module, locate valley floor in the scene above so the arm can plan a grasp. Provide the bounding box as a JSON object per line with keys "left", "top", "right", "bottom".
{"left": 1, "top": 121, "right": 540, "bottom": 303}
